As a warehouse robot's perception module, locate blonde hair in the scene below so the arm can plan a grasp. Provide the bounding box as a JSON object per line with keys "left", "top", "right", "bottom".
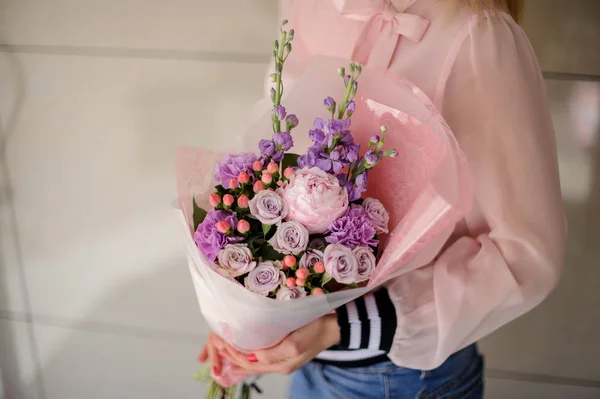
{"left": 458, "top": 0, "right": 525, "bottom": 23}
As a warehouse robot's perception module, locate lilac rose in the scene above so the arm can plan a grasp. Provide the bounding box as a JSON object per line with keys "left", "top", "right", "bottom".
{"left": 323, "top": 244, "right": 358, "bottom": 284}
{"left": 299, "top": 249, "right": 324, "bottom": 269}
{"left": 245, "top": 262, "right": 284, "bottom": 296}
{"left": 361, "top": 197, "right": 390, "bottom": 234}
{"left": 213, "top": 152, "right": 257, "bottom": 189}
{"left": 276, "top": 286, "right": 307, "bottom": 300}
{"left": 352, "top": 247, "right": 376, "bottom": 283}
{"left": 248, "top": 190, "right": 289, "bottom": 225}
{"left": 194, "top": 210, "right": 242, "bottom": 261}
{"left": 268, "top": 221, "right": 309, "bottom": 255}
{"left": 217, "top": 244, "right": 257, "bottom": 277}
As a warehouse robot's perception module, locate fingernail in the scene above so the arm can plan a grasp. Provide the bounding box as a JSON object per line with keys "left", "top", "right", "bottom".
{"left": 197, "top": 354, "right": 203, "bottom": 363}
{"left": 212, "top": 366, "right": 220, "bottom": 376}
{"left": 248, "top": 353, "right": 258, "bottom": 363}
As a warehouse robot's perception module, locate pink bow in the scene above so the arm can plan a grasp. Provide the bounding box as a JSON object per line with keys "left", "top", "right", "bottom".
{"left": 333, "top": 0, "right": 430, "bottom": 68}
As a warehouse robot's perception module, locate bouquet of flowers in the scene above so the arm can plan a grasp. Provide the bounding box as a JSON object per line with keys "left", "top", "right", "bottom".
{"left": 176, "top": 20, "right": 472, "bottom": 399}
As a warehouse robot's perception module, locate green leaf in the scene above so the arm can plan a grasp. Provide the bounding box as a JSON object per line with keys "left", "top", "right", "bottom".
{"left": 262, "top": 223, "right": 272, "bottom": 237}
{"left": 260, "top": 244, "right": 285, "bottom": 261}
{"left": 321, "top": 273, "right": 332, "bottom": 287}
{"left": 347, "top": 282, "right": 359, "bottom": 289}
{"left": 281, "top": 153, "right": 300, "bottom": 170}
{"left": 192, "top": 197, "right": 208, "bottom": 230}
{"left": 214, "top": 185, "right": 228, "bottom": 196}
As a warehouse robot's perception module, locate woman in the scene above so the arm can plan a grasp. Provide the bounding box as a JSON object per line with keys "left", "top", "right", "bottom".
{"left": 199, "top": 0, "right": 567, "bottom": 397}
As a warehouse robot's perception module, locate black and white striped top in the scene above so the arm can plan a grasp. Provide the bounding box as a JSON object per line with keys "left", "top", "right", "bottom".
{"left": 315, "top": 288, "right": 397, "bottom": 368}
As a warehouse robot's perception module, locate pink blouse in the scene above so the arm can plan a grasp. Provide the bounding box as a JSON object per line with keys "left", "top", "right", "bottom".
{"left": 278, "top": 0, "right": 567, "bottom": 369}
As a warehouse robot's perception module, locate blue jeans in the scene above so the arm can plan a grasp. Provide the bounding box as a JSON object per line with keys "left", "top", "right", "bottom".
{"left": 289, "top": 345, "right": 484, "bottom": 399}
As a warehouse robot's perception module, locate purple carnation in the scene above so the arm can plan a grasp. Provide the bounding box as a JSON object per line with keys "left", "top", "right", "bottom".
{"left": 214, "top": 152, "right": 257, "bottom": 189}
{"left": 194, "top": 210, "right": 243, "bottom": 261}
{"left": 326, "top": 205, "right": 377, "bottom": 248}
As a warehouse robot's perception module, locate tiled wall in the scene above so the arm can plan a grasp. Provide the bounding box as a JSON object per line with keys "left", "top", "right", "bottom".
{"left": 1, "top": 1, "right": 599, "bottom": 398}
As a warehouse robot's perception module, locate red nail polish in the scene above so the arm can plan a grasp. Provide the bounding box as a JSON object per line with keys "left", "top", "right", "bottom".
{"left": 248, "top": 353, "right": 258, "bottom": 363}
{"left": 212, "top": 366, "right": 220, "bottom": 376}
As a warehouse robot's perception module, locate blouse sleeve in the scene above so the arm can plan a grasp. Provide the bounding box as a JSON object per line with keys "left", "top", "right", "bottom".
{"left": 386, "top": 12, "right": 567, "bottom": 369}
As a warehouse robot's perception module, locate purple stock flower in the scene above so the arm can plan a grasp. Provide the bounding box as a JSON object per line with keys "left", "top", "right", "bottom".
{"left": 349, "top": 172, "right": 369, "bottom": 201}
{"left": 344, "top": 75, "right": 351, "bottom": 85}
{"left": 297, "top": 147, "right": 318, "bottom": 168}
{"left": 370, "top": 135, "right": 380, "bottom": 144}
{"left": 194, "top": 210, "right": 243, "bottom": 261}
{"left": 346, "top": 101, "right": 356, "bottom": 113}
{"left": 274, "top": 131, "right": 294, "bottom": 151}
{"left": 259, "top": 139, "right": 275, "bottom": 157}
{"left": 309, "top": 129, "right": 326, "bottom": 145}
{"left": 285, "top": 114, "right": 299, "bottom": 129}
{"left": 327, "top": 119, "right": 350, "bottom": 135}
{"left": 324, "top": 96, "right": 336, "bottom": 109}
{"left": 364, "top": 151, "right": 378, "bottom": 165}
{"left": 272, "top": 151, "right": 285, "bottom": 162}
{"left": 346, "top": 144, "right": 360, "bottom": 162}
{"left": 274, "top": 105, "right": 286, "bottom": 120}
{"left": 214, "top": 152, "right": 257, "bottom": 188}
{"left": 326, "top": 205, "right": 378, "bottom": 249}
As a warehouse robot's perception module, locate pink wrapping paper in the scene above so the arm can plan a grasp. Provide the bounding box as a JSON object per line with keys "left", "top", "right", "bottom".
{"left": 175, "top": 56, "right": 472, "bottom": 384}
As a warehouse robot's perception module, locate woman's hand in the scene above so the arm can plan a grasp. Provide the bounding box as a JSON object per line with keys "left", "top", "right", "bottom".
{"left": 197, "top": 332, "right": 233, "bottom": 376}
{"left": 227, "top": 314, "right": 341, "bottom": 376}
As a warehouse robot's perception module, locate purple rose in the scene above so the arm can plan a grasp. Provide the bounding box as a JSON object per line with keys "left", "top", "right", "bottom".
{"left": 276, "top": 286, "right": 307, "bottom": 300}
{"left": 245, "top": 262, "right": 284, "bottom": 296}
{"left": 268, "top": 221, "right": 309, "bottom": 255}
{"left": 352, "top": 246, "right": 376, "bottom": 283}
{"left": 326, "top": 204, "right": 377, "bottom": 248}
{"left": 299, "top": 249, "right": 324, "bottom": 269}
{"left": 214, "top": 152, "right": 257, "bottom": 189}
{"left": 361, "top": 197, "right": 390, "bottom": 234}
{"left": 323, "top": 244, "right": 358, "bottom": 284}
{"left": 259, "top": 139, "right": 275, "bottom": 157}
{"left": 248, "top": 190, "right": 289, "bottom": 225}
{"left": 194, "top": 210, "right": 242, "bottom": 261}
{"left": 217, "top": 244, "right": 257, "bottom": 277}
{"left": 273, "top": 131, "right": 293, "bottom": 151}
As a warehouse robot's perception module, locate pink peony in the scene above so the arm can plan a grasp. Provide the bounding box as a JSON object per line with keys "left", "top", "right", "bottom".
{"left": 280, "top": 167, "right": 349, "bottom": 234}
{"left": 323, "top": 244, "right": 358, "bottom": 284}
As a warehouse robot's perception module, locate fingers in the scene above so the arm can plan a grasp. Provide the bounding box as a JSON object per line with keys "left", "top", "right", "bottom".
{"left": 197, "top": 346, "right": 208, "bottom": 363}
{"left": 207, "top": 337, "right": 221, "bottom": 375}
{"left": 252, "top": 335, "right": 302, "bottom": 365}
